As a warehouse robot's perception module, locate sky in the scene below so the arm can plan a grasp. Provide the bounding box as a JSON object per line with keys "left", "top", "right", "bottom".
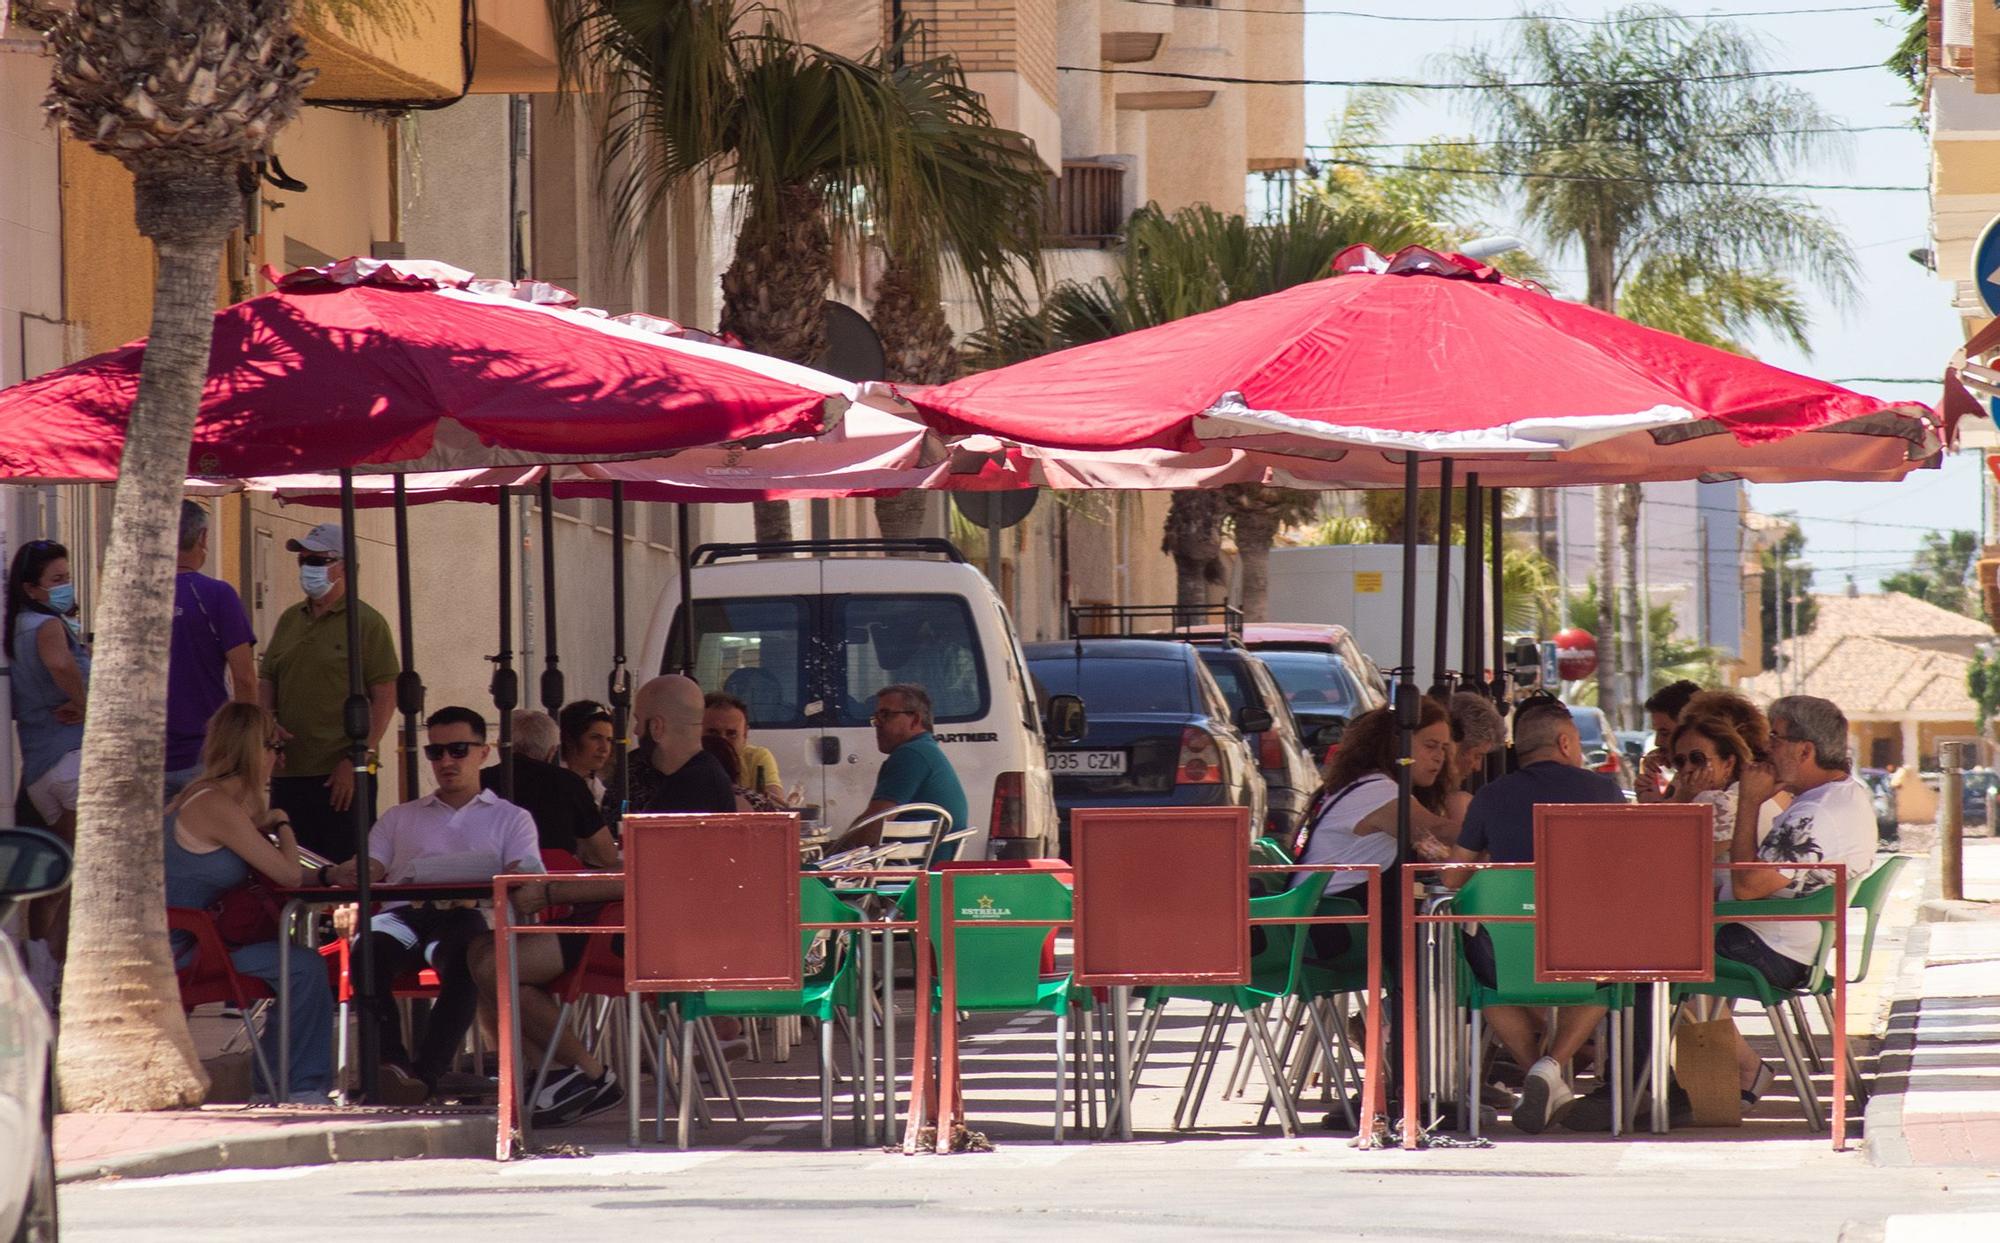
{"left": 1291, "top": 0, "right": 1974, "bottom": 592}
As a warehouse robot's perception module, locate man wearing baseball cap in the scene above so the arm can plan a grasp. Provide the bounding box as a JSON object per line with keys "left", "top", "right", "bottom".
{"left": 258, "top": 523, "right": 399, "bottom": 861}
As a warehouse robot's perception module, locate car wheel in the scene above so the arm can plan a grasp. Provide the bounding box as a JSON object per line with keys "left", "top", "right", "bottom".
{"left": 12, "top": 1075, "right": 57, "bottom": 1243}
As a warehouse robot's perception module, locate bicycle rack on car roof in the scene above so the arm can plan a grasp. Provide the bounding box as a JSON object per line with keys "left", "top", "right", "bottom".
{"left": 1065, "top": 603, "right": 1244, "bottom": 641}
{"left": 692, "top": 538, "right": 968, "bottom": 565}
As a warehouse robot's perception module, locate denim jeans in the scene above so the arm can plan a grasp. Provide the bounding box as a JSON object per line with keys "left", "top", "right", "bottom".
{"left": 1633, "top": 923, "right": 1812, "bottom": 1075}
{"left": 229, "top": 939, "right": 336, "bottom": 1095}
{"left": 163, "top": 764, "right": 202, "bottom": 799}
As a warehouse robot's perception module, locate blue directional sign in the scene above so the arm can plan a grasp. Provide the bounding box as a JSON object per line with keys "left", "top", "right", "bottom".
{"left": 1973, "top": 214, "right": 2000, "bottom": 318}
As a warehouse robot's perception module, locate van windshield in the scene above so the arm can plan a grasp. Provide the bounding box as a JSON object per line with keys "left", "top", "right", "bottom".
{"left": 671, "top": 593, "right": 990, "bottom": 728}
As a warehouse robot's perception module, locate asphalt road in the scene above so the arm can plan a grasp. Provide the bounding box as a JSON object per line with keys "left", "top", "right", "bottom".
{"left": 61, "top": 1137, "right": 2000, "bottom": 1242}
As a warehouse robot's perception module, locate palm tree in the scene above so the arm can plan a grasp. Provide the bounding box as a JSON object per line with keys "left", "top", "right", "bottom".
{"left": 1448, "top": 5, "right": 1856, "bottom": 728}
{"left": 864, "top": 41, "right": 1045, "bottom": 540}
{"left": 35, "top": 0, "right": 312, "bottom": 1109}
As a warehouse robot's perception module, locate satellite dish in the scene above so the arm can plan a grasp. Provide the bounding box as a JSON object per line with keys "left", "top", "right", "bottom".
{"left": 819, "top": 301, "right": 887, "bottom": 382}
{"left": 953, "top": 490, "right": 1040, "bottom": 531}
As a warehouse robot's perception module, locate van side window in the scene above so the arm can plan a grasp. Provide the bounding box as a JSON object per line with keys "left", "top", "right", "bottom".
{"left": 836, "top": 595, "right": 989, "bottom": 725}
{"left": 671, "top": 597, "right": 812, "bottom": 727}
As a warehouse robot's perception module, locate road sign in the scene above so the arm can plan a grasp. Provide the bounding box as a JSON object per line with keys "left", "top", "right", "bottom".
{"left": 1975, "top": 215, "right": 2000, "bottom": 318}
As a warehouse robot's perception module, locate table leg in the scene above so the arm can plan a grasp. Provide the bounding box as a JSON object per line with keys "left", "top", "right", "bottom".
{"left": 1651, "top": 982, "right": 1670, "bottom": 1136}
{"left": 881, "top": 921, "right": 897, "bottom": 1142}
{"left": 860, "top": 928, "right": 877, "bottom": 1147}
{"left": 278, "top": 899, "right": 302, "bottom": 1101}
{"left": 628, "top": 991, "right": 643, "bottom": 1148}
{"left": 1113, "top": 985, "right": 1134, "bottom": 1141}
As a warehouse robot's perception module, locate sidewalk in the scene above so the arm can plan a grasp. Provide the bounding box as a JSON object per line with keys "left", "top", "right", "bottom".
{"left": 56, "top": 1104, "right": 493, "bottom": 1183}
{"left": 1865, "top": 833, "right": 2000, "bottom": 1167}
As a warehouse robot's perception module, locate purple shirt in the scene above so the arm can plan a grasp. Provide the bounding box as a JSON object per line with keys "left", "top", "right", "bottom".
{"left": 167, "top": 571, "right": 256, "bottom": 770}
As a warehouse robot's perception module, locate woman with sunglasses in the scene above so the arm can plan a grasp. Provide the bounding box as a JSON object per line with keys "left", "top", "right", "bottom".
{"left": 1659, "top": 693, "right": 1787, "bottom": 889}
{"left": 164, "top": 701, "right": 335, "bottom": 1101}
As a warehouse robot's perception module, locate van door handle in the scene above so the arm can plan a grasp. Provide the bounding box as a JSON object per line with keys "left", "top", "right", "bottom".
{"left": 818, "top": 736, "right": 840, "bottom": 765}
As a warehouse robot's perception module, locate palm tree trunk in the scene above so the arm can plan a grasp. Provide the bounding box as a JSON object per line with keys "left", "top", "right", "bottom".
{"left": 869, "top": 251, "right": 957, "bottom": 543}
{"left": 1232, "top": 502, "right": 1282, "bottom": 622}
{"left": 1617, "top": 481, "right": 1645, "bottom": 722}
{"left": 720, "top": 186, "right": 833, "bottom": 551}
{"left": 57, "top": 164, "right": 238, "bottom": 1111}
{"left": 1164, "top": 490, "right": 1225, "bottom": 621}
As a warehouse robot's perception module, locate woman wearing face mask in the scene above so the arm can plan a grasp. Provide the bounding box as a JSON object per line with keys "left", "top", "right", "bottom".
{"left": 8, "top": 538, "right": 91, "bottom": 963}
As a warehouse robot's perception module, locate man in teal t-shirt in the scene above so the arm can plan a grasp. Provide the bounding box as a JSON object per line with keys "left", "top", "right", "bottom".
{"left": 848, "top": 682, "right": 969, "bottom": 860}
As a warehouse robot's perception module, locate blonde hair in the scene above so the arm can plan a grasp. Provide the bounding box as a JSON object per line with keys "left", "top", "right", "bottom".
{"left": 189, "top": 701, "right": 276, "bottom": 819}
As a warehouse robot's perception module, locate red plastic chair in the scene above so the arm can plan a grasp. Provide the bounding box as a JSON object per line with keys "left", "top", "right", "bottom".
{"left": 168, "top": 907, "right": 280, "bottom": 1096}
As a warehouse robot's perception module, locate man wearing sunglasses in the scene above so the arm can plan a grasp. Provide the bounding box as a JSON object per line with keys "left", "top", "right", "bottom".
{"left": 259, "top": 523, "right": 398, "bottom": 861}
{"left": 825, "top": 683, "right": 968, "bottom": 860}
{"left": 327, "top": 706, "right": 541, "bottom": 1104}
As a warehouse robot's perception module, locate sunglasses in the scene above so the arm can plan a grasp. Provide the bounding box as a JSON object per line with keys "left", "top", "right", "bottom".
{"left": 871, "top": 708, "right": 917, "bottom": 724}
{"left": 423, "top": 741, "right": 480, "bottom": 761}
{"left": 297, "top": 554, "right": 341, "bottom": 568}
{"left": 264, "top": 738, "right": 286, "bottom": 753}
{"left": 1672, "top": 750, "right": 1713, "bottom": 769}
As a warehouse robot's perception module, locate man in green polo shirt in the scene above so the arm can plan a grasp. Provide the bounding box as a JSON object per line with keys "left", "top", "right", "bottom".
{"left": 837, "top": 682, "right": 970, "bottom": 862}
{"left": 259, "top": 523, "right": 398, "bottom": 861}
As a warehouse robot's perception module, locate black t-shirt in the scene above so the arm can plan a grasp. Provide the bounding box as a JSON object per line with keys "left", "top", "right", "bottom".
{"left": 618, "top": 746, "right": 739, "bottom": 816}
{"left": 1458, "top": 761, "right": 1626, "bottom": 863}
{"left": 481, "top": 754, "right": 604, "bottom": 855}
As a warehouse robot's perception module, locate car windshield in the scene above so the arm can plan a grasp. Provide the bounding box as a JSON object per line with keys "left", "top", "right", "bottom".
{"left": 1029, "top": 656, "right": 1193, "bottom": 715}
{"left": 1572, "top": 709, "right": 1607, "bottom": 748}
{"left": 1253, "top": 650, "right": 1358, "bottom": 716}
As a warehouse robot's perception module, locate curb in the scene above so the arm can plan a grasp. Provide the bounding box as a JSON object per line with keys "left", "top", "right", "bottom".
{"left": 57, "top": 1114, "right": 497, "bottom": 1185}
{"left": 1867, "top": 839, "right": 1945, "bottom": 1168}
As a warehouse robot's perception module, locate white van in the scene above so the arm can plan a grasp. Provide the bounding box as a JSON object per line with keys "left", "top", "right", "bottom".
{"left": 638, "top": 539, "right": 1058, "bottom": 859}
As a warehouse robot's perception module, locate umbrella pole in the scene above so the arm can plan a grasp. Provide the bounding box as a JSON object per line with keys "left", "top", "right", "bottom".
{"left": 492, "top": 493, "right": 518, "bottom": 797}
{"left": 677, "top": 504, "right": 695, "bottom": 676}
{"left": 339, "top": 469, "right": 379, "bottom": 1104}
{"left": 1394, "top": 451, "right": 1421, "bottom": 1148}
{"left": 539, "top": 478, "right": 564, "bottom": 715}
{"left": 1431, "top": 458, "right": 1454, "bottom": 694}
{"left": 392, "top": 477, "right": 423, "bottom": 803}
{"left": 1462, "top": 475, "right": 1484, "bottom": 695}
{"left": 609, "top": 484, "right": 630, "bottom": 829}
{"left": 1490, "top": 488, "right": 1508, "bottom": 780}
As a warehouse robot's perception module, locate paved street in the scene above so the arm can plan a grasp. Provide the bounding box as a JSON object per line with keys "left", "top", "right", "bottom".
{"left": 59, "top": 1135, "right": 2000, "bottom": 1242}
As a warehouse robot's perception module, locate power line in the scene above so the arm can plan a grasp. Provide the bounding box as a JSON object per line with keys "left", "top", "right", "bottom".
{"left": 1116, "top": 0, "right": 1894, "bottom": 21}
{"left": 1058, "top": 61, "right": 1888, "bottom": 91}
{"left": 1304, "top": 124, "right": 1914, "bottom": 151}
{"left": 1312, "top": 155, "right": 1923, "bottom": 192}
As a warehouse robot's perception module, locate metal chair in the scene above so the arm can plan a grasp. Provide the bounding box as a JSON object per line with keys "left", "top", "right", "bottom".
{"left": 847, "top": 803, "right": 958, "bottom": 869}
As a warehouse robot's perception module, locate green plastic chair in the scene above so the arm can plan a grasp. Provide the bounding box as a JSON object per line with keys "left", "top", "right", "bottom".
{"left": 1672, "top": 885, "right": 1841, "bottom": 1132}
{"left": 897, "top": 872, "right": 1095, "bottom": 1141}
{"left": 1454, "top": 869, "right": 1627, "bottom": 1138}
{"left": 672, "top": 878, "right": 864, "bottom": 1149}
{"left": 1133, "top": 879, "right": 1327, "bottom": 1137}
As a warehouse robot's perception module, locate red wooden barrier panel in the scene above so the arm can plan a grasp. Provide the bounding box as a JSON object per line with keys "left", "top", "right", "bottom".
{"left": 622, "top": 812, "right": 802, "bottom": 991}
{"left": 1533, "top": 802, "right": 1715, "bottom": 983}
{"left": 1072, "top": 806, "right": 1250, "bottom": 987}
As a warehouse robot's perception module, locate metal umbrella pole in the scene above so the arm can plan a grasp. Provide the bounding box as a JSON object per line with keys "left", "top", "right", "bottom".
{"left": 338, "top": 469, "right": 379, "bottom": 1102}
{"left": 491, "top": 494, "right": 518, "bottom": 797}
{"left": 1431, "top": 458, "right": 1455, "bottom": 693}
{"left": 677, "top": 503, "right": 695, "bottom": 675}
{"left": 539, "top": 478, "right": 564, "bottom": 715}
{"left": 1392, "top": 451, "right": 1421, "bottom": 1146}
{"left": 1461, "top": 474, "right": 1484, "bottom": 695}
{"left": 1489, "top": 487, "right": 1508, "bottom": 779}
{"left": 608, "top": 484, "right": 631, "bottom": 827}
{"left": 392, "top": 476, "right": 423, "bottom": 802}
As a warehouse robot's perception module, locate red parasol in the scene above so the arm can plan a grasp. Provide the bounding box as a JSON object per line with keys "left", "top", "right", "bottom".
{"left": 0, "top": 257, "right": 850, "bottom": 482}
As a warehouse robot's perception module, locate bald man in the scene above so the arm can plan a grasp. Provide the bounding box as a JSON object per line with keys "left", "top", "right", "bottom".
{"left": 605, "top": 674, "right": 736, "bottom": 818}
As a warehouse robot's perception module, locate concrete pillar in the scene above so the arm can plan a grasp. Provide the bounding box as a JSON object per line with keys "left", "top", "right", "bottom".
{"left": 1902, "top": 717, "right": 1922, "bottom": 770}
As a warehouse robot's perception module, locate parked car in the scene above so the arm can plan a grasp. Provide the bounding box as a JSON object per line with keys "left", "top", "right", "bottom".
{"left": 1859, "top": 768, "right": 1900, "bottom": 837}
{"left": 1026, "top": 639, "right": 1266, "bottom": 858}
{"left": 1181, "top": 623, "right": 1388, "bottom": 760}
{"left": 1184, "top": 642, "right": 1321, "bottom": 839}
{"left": 2, "top": 827, "right": 72, "bottom": 1243}
{"left": 642, "top": 538, "right": 1058, "bottom": 859}
{"left": 1567, "top": 705, "right": 1631, "bottom": 787}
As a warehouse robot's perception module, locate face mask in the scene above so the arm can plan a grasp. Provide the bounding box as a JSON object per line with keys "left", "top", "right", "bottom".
{"left": 300, "top": 564, "right": 333, "bottom": 599}
{"left": 44, "top": 583, "right": 75, "bottom": 616}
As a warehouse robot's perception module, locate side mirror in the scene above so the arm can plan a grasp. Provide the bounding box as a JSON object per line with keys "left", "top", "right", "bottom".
{"left": 1045, "top": 694, "right": 1087, "bottom": 745}
{"left": 1236, "top": 706, "right": 1275, "bottom": 735}
{"left": 1310, "top": 718, "right": 1349, "bottom": 752}
{"left": 0, "top": 827, "right": 72, "bottom": 904}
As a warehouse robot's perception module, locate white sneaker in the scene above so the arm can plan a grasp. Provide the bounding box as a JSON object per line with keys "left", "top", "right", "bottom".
{"left": 1512, "top": 1056, "right": 1576, "bottom": 1134}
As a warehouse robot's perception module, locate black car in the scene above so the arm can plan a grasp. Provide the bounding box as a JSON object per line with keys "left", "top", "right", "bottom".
{"left": 1027, "top": 639, "right": 1266, "bottom": 858}
{"left": 1186, "top": 643, "right": 1320, "bottom": 839}
{"left": 1248, "top": 647, "right": 1374, "bottom": 761}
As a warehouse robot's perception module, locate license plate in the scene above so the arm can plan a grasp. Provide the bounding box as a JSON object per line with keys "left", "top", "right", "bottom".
{"left": 1049, "top": 749, "right": 1127, "bottom": 775}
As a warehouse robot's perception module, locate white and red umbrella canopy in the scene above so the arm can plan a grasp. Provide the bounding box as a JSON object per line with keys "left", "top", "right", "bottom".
{"left": 0, "top": 258, "right": 853, "bottom": 483}
{"left": 895, "top": 245, "right": 1946, "bottom": 485}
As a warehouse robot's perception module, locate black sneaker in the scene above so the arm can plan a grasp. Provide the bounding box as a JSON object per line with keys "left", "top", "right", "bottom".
{"left": 1561, "top": 1084, "right": 1693, "bottom": 1132}
{"left": 547, "top": 1071, "right": 623, "bottom": 1128}
{"left": 531, "top": 1067, "right": 596, "bottom": 1126}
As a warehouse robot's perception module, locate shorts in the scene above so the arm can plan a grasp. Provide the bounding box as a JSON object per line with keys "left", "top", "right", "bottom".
{"left": 27, "top": 749, "right": 81, "bottom": 822}
{"left": 1714, "top": 922, "right": 1812, "bottom": 993}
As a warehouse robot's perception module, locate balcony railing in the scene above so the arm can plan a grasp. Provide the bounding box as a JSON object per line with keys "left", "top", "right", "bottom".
{"left": 1043, "top": 161, "right": 1127, "bottom": 248}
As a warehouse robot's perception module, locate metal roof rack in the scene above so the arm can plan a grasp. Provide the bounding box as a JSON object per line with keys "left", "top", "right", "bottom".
{"left": 691, "top": 538, "right": 967, "bottom": 566}
{"left": 1066, "top": 603, "right": 1244, "bottom": 640}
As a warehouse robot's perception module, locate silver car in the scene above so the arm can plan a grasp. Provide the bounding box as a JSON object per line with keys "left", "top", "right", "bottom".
{"left": 2, "top": 827, "right": 72, "bottom": 1243}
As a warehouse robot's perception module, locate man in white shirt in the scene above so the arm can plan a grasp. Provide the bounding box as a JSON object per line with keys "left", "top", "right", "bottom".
{"left": 330, "top": 706, "right": 541, "bottom": 1103}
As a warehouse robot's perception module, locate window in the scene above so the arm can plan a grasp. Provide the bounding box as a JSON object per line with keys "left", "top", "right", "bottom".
{"left": 1255, "top": 651, "right": 1360, "bottom": 717}
{"left": 1028, "top": 657, "right": 1192, "bottom": 716}
{"left": 669, "top": 597, "right": 812, "bottom": 728}
{"left": 1200, "top": 654, "right": 1255, "bottom": 713}
{"left": 835, "top": 595, "right": 988, "bottom": 724}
